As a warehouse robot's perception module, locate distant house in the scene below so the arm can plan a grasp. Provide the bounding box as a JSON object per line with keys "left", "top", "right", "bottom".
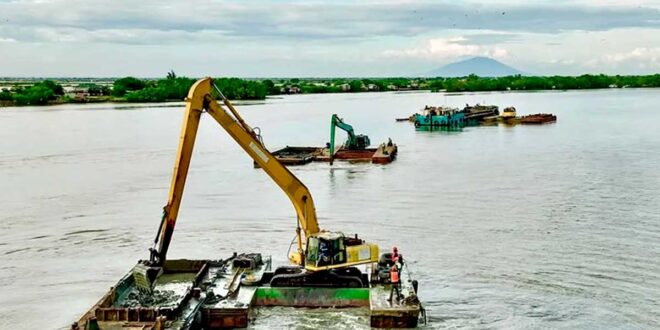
{"left": 387, "top": 84, "right": 397, "bottom": 91}
{"left": 66, "top": 87, "right": 90, "bottom": 101}
{"left": 367, "top": 84, "right": 379, "bottom": 91}
{"left": 280, "top": 85, "right": 301, "bottom": 94}
{"left": 340, "top": 83, "right": 350, "bottom": 92}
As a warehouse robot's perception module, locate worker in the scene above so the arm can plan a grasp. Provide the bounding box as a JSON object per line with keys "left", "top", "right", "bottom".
{"left": 391, "top": 246, "right": 399, "bottom": 264}
{"left": 388, "top": 262, "right": 402, "bottom": 302}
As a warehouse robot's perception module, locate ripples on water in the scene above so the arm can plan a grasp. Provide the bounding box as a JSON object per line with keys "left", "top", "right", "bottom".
{"left": 0, "top": 89, "right": 659, "bottom": 329}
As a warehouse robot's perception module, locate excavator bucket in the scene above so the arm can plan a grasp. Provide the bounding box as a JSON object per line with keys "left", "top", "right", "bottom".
{"left": 132, "top": 263, "right": 163, "bottom": 293}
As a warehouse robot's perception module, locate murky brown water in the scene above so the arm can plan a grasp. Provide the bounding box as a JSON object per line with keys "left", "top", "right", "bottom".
{"left": 1, "top": 89, "right": 659, "bottom": 329}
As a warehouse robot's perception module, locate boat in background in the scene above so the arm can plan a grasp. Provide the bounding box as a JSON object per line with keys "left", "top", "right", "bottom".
{"left": 414, "top": 106, "right": 465, "bottom": 127}
{"left": 500, "top": 107, "right": 517, "bottom": 122}
{"left": 520, "top": 113, "right": 557, "bottom": 124}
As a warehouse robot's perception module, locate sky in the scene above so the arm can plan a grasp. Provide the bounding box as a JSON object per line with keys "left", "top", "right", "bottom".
{"left": 0, "top": 0, "right": 659, "bottom": 77}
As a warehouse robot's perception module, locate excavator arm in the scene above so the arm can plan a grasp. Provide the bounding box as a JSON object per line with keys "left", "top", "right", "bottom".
{"left": 149, "top": 78, "right": 319, "bottom": 266}
{"left": 329, "top": 114, "right": 357, "bottom": 160}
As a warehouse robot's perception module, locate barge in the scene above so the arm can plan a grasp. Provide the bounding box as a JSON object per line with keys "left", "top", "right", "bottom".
{"left": 258, "top": 142, "right": 398, "bottom": 167}
{"left": 404, "top": 104, "right": 556, "bottom": 130}
{"left": 74, "top": 79, "right": 420, "bottom": 329}
{"left": 520, "top": 113, "right": 557, "bottom": 124}
{"left": 73, "top": 255, "right": 422, "bottom": 329}
{"left": 258, "top": 114, "right": 398, "bottom": 166}
{"left": 414, "top": 107, "right": 465, "bottom": 128}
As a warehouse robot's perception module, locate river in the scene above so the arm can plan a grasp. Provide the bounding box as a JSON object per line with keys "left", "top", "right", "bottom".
{"left": 1, "top": 89, "right": 659, "bottom": 329}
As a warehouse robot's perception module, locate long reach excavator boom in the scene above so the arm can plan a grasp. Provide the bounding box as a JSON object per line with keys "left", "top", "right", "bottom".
{"left": 136, "top": 78, "right": 377, "bottom": 290}
{"left": 150, "top": 78, "right": 319, "bottom": 266}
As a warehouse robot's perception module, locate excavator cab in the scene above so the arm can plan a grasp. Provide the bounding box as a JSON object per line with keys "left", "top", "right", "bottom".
{"left": 306, "top": 234, "right": 345, "bottom": 267}
{"left": 301, "top": 231, "right": 379, "bottom": 272}
{"left": 352, "top": 134, "right": 371, "bottom": 150}
{"left": 274, "top": 231, "right": 378, "bottom": 288}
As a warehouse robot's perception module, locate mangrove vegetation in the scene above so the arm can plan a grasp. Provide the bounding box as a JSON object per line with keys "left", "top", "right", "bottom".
{"left": 1, "top": 73, "right": 658, "bottom": 107}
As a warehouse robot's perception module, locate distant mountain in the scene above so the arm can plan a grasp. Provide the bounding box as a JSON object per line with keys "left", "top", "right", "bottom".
{"left": 428, "top": 56, "right": 525, "bottom": 77}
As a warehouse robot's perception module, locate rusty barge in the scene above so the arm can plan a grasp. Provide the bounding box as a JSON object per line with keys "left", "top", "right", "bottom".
{"left": 262, "top": 142, "right": 398, "bottom": 167}
{"left": 257, "top": 114, "right": 398, "bottom": 167}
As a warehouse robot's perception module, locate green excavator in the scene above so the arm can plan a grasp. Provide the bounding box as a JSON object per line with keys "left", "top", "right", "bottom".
{"left": 329, "top": 114, "right": 370, "bottom": 164}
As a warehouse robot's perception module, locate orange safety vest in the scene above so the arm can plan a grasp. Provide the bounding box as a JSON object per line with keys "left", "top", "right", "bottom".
{"left": 390, "top": 265, "right": 399, "bottom": 283}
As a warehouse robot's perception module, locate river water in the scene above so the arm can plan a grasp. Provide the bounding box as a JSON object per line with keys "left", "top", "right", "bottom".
{"left": 1, "top": 89, "right": 659, "bottom": 329}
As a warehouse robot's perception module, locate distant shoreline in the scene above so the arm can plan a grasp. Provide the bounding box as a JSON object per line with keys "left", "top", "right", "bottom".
{"left": 2, "top": 86, "right": 657, "bottom": 110}
{"left": 2, "top": 74, "right": 658, "bottom": 108}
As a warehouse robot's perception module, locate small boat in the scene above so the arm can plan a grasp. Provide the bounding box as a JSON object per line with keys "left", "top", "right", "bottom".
{"left": 499, "top": 107, "right": 517, "bottom": 122}
{"left": 520, "top": 113, "right": 557, "bottom": 124}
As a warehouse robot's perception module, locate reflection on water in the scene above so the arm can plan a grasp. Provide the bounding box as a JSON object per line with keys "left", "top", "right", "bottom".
{"left": 0, "top": 89, "right": 659, "bottom": 329}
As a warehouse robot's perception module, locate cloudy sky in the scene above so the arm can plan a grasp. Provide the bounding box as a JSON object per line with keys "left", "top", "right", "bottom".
{"left": 0, "top": 0, "right": 659, "bottom": 77}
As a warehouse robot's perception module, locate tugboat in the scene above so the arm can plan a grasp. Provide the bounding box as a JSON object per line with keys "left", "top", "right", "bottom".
{"left": 499, "top": 106, "right": 517, "bottom": 122}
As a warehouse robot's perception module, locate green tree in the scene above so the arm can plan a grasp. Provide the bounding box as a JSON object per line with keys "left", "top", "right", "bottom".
{"left": 0, "top": 89, "right": 12, "bottom": 101}
{"left": 111, "top": 77, "right": 146, "bottom": 97}
{"left": 12, "top": 86, "right": 55, "bottom": 105}
{"left": 348, "top": 80, "right": 363, "bottom": 92}
{"left": 80, "top": 83, "right": 110, "bottom": 96}
{"left": 262, "top": 79, "right": 280, "bottom": 95}
{"left": 37, "top": 80, "right": 64, "bottom": 95}
{"left": 124, "top": 77, "right": 195, "bottom": 102}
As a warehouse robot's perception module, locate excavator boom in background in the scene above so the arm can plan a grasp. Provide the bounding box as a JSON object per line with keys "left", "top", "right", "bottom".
{"left": 329, "top": 114, "right": 371, "bottom": 164}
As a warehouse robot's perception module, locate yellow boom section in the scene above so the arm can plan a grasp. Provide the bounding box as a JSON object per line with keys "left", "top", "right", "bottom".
{"left": 152, "top": 78, "right": 319, "bottom": 265}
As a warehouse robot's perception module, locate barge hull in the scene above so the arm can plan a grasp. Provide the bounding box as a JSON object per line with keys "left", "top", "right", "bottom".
{"left": 75, "top": 257, "right": 421, "bottom": 329}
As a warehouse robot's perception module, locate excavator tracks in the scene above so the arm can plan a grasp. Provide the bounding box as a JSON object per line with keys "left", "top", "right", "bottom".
{"left": 270, "top": 266, "right": 365, "bottom": 288}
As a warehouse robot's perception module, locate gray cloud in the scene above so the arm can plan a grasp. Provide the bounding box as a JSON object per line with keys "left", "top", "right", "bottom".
{"left": 0, "top": 1, "right": 658, "bottom": 76}
{"left": 0, "top": 1, "right": 658, "bottom": 44}
{"left": 457, "top": 33, "right": 522, "bottom": 45}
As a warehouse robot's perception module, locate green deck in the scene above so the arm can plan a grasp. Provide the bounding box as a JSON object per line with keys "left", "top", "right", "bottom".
{"left": 255, "top": 287, "right": 370, "bottom": 307}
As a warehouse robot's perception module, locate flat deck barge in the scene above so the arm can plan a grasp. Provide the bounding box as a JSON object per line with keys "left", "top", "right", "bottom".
{"left": 256, "top": 143, "right": 398, "bottom": 167}
{"left": 73, "top": 255, "right": 422, "bottom": 329}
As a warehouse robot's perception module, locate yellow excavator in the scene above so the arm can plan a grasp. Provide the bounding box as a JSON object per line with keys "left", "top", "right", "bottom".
{"left": 134, "top": 78, "right": 379, "bottom": 289}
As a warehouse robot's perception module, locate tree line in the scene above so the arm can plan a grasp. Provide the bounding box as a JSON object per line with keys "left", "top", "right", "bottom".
{"left": 433, "top": 74, "right": 660, "bottom": 92}
{"left": 269, "top": 74, "right": 660, "bottom": 93}
{"left": 0, "top": 80, "right": 65, "bottom": 105}
{"left": 111, "top": 75, "right": 267, "bottom": 102}
{"left": 1, "top": 73, "right": 659, "bottom": 107}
